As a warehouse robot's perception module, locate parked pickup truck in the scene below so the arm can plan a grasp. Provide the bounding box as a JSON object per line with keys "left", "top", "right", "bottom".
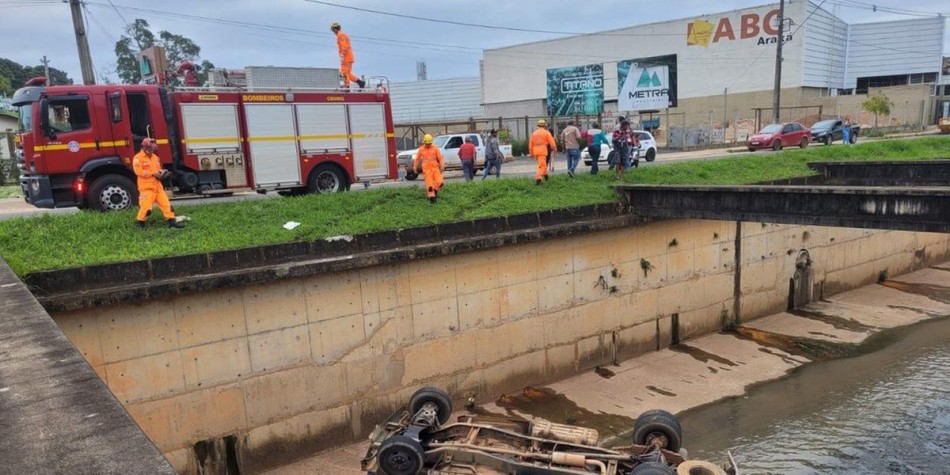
{"left": 810, "top": 119, "right": 860, "bottom": 145}
{"left": 397, "top": 133, "right": 512, "bottom": 181}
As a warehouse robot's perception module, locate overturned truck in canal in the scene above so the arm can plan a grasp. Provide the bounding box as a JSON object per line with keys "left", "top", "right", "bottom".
{"left": 362, "top": 387, "right": 738, "bottom": 475}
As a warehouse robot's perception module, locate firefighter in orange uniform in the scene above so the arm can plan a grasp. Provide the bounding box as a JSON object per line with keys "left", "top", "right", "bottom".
{"left": 331, "top": 22, "right": 366, "bottom": 89}
{"left": 530, "top": 119, "right": 557, "bottom": 185}
{"left": 133, "top": 138, "right": 184, "bottom": 229}
{"left": 413, "top": 134, "right": 445, "bottom": 204}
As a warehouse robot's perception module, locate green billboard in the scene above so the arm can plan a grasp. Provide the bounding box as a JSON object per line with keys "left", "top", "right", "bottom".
{"left": 546, "top": 64, "right": 604, "bottom": 116}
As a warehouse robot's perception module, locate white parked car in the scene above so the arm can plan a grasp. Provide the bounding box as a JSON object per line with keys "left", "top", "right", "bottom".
{"left": 396, "top": 134, "right": 511, "bottom": 181}
{"left": 582, "top": 130, "right": 657, "bottom": 166}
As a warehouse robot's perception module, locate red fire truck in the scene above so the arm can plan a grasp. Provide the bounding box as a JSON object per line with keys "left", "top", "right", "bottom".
{"left": 11, "top": 78, "right": 398, "bottom": 211}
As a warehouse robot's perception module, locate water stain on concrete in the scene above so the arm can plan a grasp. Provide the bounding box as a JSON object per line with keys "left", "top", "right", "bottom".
{"left": 594, "top": 366, "right": 616, "bottom": 379}
{"left": 880, "top": 280, "right": 950, "bottom": 304}
{"left": 645, "top": 385, "right": 677, "bottom": 397}
{"left": 495, "top": 387, "right": 635, "bottom": 437}
{"left": 672, "top": 344, "right": 739, "bottom": 367}
{"left": 887, "top": 305, "right": 947, "bottom": 319}
{"left": 789, "top": 309, "right": 877, "bottom": 333}
{"left": 757, "top": 347, "right": 803, "bottom": 366}
{"left": 734, "top": 326, "right": 859, "bottom": 361}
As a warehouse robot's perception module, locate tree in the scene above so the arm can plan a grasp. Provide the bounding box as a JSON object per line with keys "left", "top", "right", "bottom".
{"left": 862, "top": 93, "right": 893, "bottom": 129}
{"left": 114, "top": 19, "right": 214, "bottom": 86}
{"left": 0, "top": 58, "right": 73, "bottom": 94}
{"left": 0, "top": 76, "right": 11, "bottom": 97}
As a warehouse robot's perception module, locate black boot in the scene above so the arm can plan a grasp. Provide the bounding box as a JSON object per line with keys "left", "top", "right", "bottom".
{"left": 429, "top": 196, "right": 436, "bottom": 204}
{"left": 356, "top": 78, "right": 366, "bottom": 89}
{"left": 137, "top": 220, "right": 146, "bottom": 230}
{"left": 544, "top": 174, "right": 549, "bottom": 181}
{"left": 168, "top": 218, "right": 184, "bottom": 229}
{"left": 536, "top": 179, "right": 542, "bottom": 185}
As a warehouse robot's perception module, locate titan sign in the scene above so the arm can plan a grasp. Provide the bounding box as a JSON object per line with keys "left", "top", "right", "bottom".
{"left": 687, "top": 8, "right": 793, "bottom": 47}
{"left": 617, "top": 55, "right": 678, "bottom": 112}
{"left": 546, "top": 64, "right": 604, "bottom": 116}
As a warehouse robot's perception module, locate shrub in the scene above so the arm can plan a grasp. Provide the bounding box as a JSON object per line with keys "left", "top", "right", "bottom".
{"left": 510, "top": 139, "right": 529, "bottom": 157}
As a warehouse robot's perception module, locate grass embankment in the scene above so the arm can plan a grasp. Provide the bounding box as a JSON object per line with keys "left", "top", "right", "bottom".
{"left": 0, "top": 186, "right": 21, "bottom": 199}
{"left": 0, "top": 137, "right": 947, "bottom": 275}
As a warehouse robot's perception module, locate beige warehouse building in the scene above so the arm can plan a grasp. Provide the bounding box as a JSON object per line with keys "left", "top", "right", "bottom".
{"left": 480, "top": 1, "right": 949, "bottom": 144}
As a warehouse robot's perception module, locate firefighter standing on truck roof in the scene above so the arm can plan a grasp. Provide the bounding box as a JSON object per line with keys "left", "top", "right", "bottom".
{"left": 413, "top": 134, "right": 445, "bottom": 204}
{"left": 530, "top": 119, "right": 557, "bottom": 185}
{"left": 331, "top": 22, "right": 366, "bottom": 90}
{"left": 134, "top": 138, "right": 184, "bottom": 229}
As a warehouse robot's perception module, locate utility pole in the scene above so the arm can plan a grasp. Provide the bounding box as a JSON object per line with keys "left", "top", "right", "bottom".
{"left": 772, "top": 0, "right": 785, "bottom": 124}
{"left": 69, "top": 0, "right": 96, "bottom": 85}
{"left": 40, "top": 56, "right": 50, "bottom": 84}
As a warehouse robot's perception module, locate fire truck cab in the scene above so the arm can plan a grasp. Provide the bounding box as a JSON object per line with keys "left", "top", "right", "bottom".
{"left": 12, "top": 79, "right": 398, "bottom": 211}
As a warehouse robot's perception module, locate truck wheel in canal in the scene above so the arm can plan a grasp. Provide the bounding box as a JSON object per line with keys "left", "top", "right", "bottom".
{"left": 88, "top": 175, "right": 137, "bottom": 212}
{"left": 409, "top": 386, "right": 453, "bottom": 425}
{"left": 676, "top": 460, "right": 727, "bottom": 475}
{"left": 307, "top": 163, "right": 348, "bottom": 194}
{"left": 632, "top": 461, "right": 674, "bottom": 475}
{"left": 633, "top": 409, "right": 683, "bottom": 452}
{"left": 377, "top": 435, "right": 424, "bottom": 475}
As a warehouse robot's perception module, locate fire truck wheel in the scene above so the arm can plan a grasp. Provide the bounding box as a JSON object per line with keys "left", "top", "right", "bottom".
{"left": 308, "top": 164, "right": 347, "bottom": 194}
{"left": 89, "top": 175, "right": 137, "bottom": 212}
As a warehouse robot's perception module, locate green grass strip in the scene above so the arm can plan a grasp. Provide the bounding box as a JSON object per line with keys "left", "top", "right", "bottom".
{"left": 1, "top": 137, "right": 948, "bottom": 276}
{"left": 0, "top": 186, "right": 21, "bottom": 199}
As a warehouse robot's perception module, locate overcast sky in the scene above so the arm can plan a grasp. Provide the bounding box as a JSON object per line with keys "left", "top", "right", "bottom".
{"left": 2, "top": 0, "right": 948, "bottom": 85}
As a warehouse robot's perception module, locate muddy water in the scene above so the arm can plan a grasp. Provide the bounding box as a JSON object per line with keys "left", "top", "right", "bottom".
{"left": 680, "top": 316, "right": 950, "bottom": 474}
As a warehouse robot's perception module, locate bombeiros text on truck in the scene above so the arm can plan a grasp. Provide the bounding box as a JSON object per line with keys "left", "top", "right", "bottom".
{"left": 11, "top": 74, "right": 398, "bottom": 211}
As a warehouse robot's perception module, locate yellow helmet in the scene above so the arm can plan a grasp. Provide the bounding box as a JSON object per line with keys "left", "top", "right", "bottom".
{"left": 537, "top": 119, "right": 547, "bottom": 127}
{"left": 330, "top": 22, "right": 341, "bottom": 31}
{"left": 422, "top": 134, "right": 433, "bottom": 145}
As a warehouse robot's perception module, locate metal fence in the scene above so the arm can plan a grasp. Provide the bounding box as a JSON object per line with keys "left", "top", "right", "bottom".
{"left": 396, "top": 98, "right": 933, "bottom": 153}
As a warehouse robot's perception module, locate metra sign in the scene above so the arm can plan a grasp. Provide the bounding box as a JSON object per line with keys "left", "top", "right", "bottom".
{"left": 687, "top": 9, "right": 791, "bottom": 47}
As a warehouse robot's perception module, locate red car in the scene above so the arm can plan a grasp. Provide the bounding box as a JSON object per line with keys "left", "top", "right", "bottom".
{"left": 747, "top": 122, "right": 811, "bottom": 151}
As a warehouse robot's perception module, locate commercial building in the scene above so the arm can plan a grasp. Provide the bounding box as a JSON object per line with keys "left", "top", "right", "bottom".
{"left": 481, "top": 1, "right": 947, "bottom": 139}
{"left": 389, "top": 77, "right": 483, "bottom": 123}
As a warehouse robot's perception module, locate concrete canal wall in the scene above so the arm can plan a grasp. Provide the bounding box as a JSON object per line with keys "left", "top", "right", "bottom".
{"left": 47, "top": 217, "right": 950, "bottom": 473}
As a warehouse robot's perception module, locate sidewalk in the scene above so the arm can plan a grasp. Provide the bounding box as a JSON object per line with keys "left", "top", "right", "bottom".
{"left": 265, "top": 265, "right": 950, "bottom": 474}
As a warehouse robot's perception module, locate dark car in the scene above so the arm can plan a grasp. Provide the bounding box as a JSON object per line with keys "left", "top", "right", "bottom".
{"left": 810, "top": 119, "right": 859, "bottom": 145}
{"left": 747, "top": 122, "right": 811, "bottom": 151}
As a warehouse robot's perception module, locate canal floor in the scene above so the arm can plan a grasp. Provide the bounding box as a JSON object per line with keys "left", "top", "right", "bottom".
{"left": 266, "top": 266, "right": 950, "bottom": 474}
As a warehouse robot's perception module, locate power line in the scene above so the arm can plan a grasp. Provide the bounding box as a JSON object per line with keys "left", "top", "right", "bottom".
{"left": 824, "top": 0, "right": 948, "bottom": 18}
{"left": 86, "top": 2, "right": 786, "bottom": 67}
{"left": 301, "top": 0, "right": 689, "bottom": 37}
